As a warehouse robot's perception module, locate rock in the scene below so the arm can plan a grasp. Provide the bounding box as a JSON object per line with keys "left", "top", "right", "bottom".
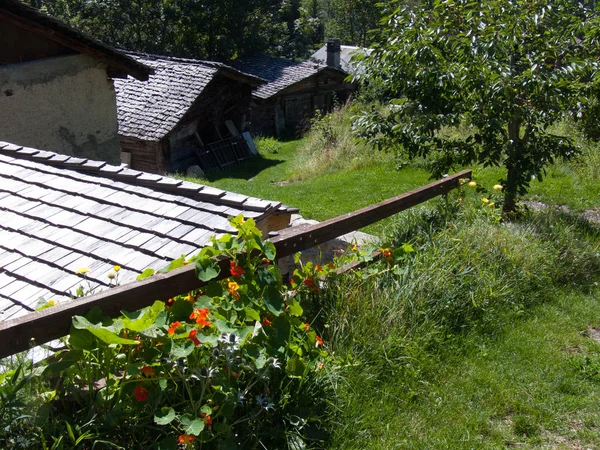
{"left": 186, "top": 165, "right": 205, "bottom": 179}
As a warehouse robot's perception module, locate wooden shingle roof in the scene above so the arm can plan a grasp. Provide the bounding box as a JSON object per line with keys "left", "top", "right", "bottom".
{"left": 233, "top": 54, "right": 348, "bottom": 100}
{"left": 0, "top": 141, "right": 287, "bottom": 321}
{"left": 0, "top": 0, "right": 152, "bottom": 81}
{"left": 114, "top": 53, "right": 263, "bottom": 142}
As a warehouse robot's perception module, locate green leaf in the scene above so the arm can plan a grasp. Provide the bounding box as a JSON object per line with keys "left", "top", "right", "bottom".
{"left": 170, "top": 339, "right": 195, "bottom": 358}
{"left": 159, "top": 378, "right": 168, "bottom": 391}
{"left": 287, "top": 299, "right": 303, "bottom": 317}
{"left": 200, "top": 404, "right": 212, "bottom": 416}
{"left": 260, "top": 241, "right": 276, "bottom": 261}
{"left": 43, "top": 349, "right": 84, "bottom": 375}
{"left": 157, "top": 256, "right": 187, "bottom": 274}
{"left": 286, "top": 357, "right": 306, "bottom": 378}
{"left": 170, "top": 298, "right": 194, "bottom": 322}
{"left": 244, "top": 307, "right": 261, "bottom": 323}
{"left": 182, "top": 417, "right": 205, "bottom": 436}
{"left": 137, "top": 268, "right": 155, "bottom": 280}
{"left": 195, "top": 257, "right": 221, "bottom": 282}
{"left": 71, "top": 316, "right": 139, "bottom": 345}
{"left": 68, "top": 327, "right": 97, "bottom": 350}
{"left": 214, "top": 319, "right": 236, "bottom": 334}
{"left": 122, "top": 301, "right": 165, "bottom": 332}
{"left": 262, "top": 285, "right": 284, "bottom": 316}
{"left": 154, "top": 407, "right": 176, "bottom": 425}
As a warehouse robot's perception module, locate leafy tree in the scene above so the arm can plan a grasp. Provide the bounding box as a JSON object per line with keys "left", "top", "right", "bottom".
{"left": 321, "top": 0, "right": 382, "bottom": 46}
{"left": 354, "top": 0, "right": 600, "bottom": 214}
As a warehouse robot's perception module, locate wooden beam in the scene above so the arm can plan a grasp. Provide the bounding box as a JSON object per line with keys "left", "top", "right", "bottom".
{"left": 270, "top": 169, "right": 471, "bottom": 255}
{"left": 0, "top": 170, "right": 470, "bottom": 358}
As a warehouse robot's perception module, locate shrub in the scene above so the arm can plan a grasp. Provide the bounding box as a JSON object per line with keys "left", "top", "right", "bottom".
{"left": 0, "top": 216, "right": 344, "bottom": 449}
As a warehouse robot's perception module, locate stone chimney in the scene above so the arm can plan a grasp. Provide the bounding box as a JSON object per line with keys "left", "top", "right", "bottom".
{"left": 326, "top": 38, "right": 341, "bottom": 69}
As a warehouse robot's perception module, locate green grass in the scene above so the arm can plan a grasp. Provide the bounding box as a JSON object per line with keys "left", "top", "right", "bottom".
{"left": 331, "top": 288, "right": 600, "bottom": 449}
{"left": 183, "top": 137, "right": 431, "bottom": 235}
{"left": 321, "top": 206, "right": 600, "bottom": 449}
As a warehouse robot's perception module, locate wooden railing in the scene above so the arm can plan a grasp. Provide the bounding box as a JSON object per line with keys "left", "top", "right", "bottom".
{"left": 0, "top": 170, "right": 471, "bottom": 358}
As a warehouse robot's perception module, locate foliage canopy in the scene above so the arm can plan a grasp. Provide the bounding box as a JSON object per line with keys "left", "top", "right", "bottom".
{"left": 354, "top": 0, "right": 600, "bottom": 213}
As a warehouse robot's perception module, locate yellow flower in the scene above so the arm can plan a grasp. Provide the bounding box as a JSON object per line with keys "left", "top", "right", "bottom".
{"left": 481, "top": 197, "right": 489, "bottom": 204}
{"left": 352, "top": 244, "right": 358, "bottom": 252}
{"left": 76, "top": 267, "right": 90, "bottom": 275}
{"left": 113, "top": 265, "right": 121, "bottom": 272}
{"left": 468, "top": 181, "right": 477, "bottom": 187}
{"left": 48, "top": 300, "right": 57, "bottom": 306}
{"left": 489, "top": 202, "right": 495, "bottom": 207}
{"left": 493, "top": 184, "right": 503, "bottom": 191}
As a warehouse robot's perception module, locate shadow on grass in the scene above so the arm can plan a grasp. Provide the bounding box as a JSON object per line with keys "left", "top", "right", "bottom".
{"left": 204, "top": 155, "right": 285, "bottom": 181}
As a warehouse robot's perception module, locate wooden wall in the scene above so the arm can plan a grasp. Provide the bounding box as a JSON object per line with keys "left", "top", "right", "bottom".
{"left": 250, "top": 71, "right": 355, "bottom": 137}
{"left": 119, "top": 135, "right": 166, "bottom": 173}
{"left": 168, "top": 76, "right": 254, "bottom": 173}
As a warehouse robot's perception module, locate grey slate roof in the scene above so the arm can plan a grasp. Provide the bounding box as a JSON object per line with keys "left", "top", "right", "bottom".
{"left": 233, "top": 54, "right": 348, "bottom": 100}
{"left": 310, "top": 45, "right": 372, "bottom": 74}
{"left": 0, "top": 141, "right": 287, "bottom": 321}
{"left": 114, "top": 53, "right": 262, "bottom": 142}
{"left": 0, "top": 0, "right": 151, "bottom": 81}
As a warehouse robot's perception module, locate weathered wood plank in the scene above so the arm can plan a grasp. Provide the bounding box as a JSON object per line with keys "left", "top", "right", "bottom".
{"left": 0, "top": 170, "right": 470, "bottom": 358}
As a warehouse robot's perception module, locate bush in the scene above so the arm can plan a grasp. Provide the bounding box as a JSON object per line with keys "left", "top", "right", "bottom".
{"left": 0, "top": 216, "right": 345, "bottom": 449}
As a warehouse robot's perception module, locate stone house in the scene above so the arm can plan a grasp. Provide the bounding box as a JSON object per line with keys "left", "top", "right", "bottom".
{"left": 0, "top": 0, "right": 151, "bottom": 165}
{"left": 233, "top": 45, "right": 355, "bottom": 137}
{"left": 114, "top": 53, "right": 263, "bottom": 174}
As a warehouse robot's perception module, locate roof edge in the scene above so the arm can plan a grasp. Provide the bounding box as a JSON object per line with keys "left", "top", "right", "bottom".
{"left": 0, "top": 0, "right": 152, "bottom": 81}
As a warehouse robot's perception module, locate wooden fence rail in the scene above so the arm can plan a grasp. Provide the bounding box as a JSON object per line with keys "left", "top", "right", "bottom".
{"left": 0, "top": 169, "right": 471, "bottom": 358}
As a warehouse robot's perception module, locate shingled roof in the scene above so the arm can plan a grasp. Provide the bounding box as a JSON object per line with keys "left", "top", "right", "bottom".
{"left": 0, "top": 0, "right": 151, "bottom": 81}
{"left": 0, "top": 141, "right": 291, "bottom": 322}
{"left": 114, "top": 53, "right": 263, "bottom": 142}
{"left": 233, "top": 54, "right": 348, "bottom": 100}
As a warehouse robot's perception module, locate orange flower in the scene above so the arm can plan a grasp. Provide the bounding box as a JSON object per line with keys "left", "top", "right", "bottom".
{"left": 190, "top": 308, "right": 211, "bottom": 328}
{"left": 140, "top": 366, "right": 155, "bottom": 378}
{"left": 315, "top": 335, "right": 324, "bottom": 347}
{"left": 165, "top": 297, "right": 175, "bottom": 307}
{"left": 201, "top": 412, "right": 212, "bottom": 427}
{"left": 315, "top": 264, "right": 323, "bottom": 273}
{"left": 230, "top": 261, "right": 245, "bottom": 277}
{"left": 261, "top": 317, "right": 272, "bottom": 327}
{"left": 290, "top": 279, "right": 297, "bottom": 287}
{"left": 304, "top": 323, "right": 310, "bottom": 332}
{"left": 184, "top": 292, "right": 194, "bottom": 303}
{"left": 178, "top": 434, "right": 196, "bottom": 444}
{"left": 168, "top": 321, "right": 181, "bottom": 335}
{"left": 228, "top": 281, "right": 240, "bottom": 300}
{"left": 381, "top": 248, "right": 392, "bottom": 261}
{"left": 134, "top": 385, "right": 148, "bottom": 402}
{"left": 188, "top": 329, "right": 201, "bottom": 346}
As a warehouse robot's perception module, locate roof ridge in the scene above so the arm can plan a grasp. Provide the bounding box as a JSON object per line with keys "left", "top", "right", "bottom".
{"left": 0, "top": 142, "right": 286, "bottom": 214}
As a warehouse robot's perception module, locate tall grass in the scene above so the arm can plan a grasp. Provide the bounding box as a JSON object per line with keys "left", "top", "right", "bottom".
{"left": 290, "top": 104, "right": 392, "bottom": 181}
{"left": 321, "top": 201, "right": 600, "bottom": 448}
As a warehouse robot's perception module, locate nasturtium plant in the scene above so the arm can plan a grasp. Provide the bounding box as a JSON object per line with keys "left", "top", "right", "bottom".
{"left": 45, "top": 216, "right": 341, "bottom": 448}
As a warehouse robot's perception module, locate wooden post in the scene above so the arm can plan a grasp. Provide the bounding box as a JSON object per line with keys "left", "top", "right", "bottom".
{"left": 0, "top": 170, "right": 470, "bottom": 358}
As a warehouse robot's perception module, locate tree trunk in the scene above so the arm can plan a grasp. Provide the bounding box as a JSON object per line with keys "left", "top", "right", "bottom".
{"left": 502, "top": 118, "right": 521, "bottom": 217}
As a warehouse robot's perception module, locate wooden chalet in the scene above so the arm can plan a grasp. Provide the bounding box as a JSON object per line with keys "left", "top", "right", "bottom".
{"left": 114, "top": 53, "right": 264, "bottom": 174}
{"left": 233, "top": 45, "right": 355, "bottom": 137}
{"left": 0, "top": 140, "right": 297, "bottom": 322}
{"left": 0, "top": 0, "right": 151, "bottom": 165}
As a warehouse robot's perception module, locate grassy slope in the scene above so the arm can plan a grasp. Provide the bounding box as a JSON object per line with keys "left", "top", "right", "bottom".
{"left": 332, "top": 288, "right": 600, "bottom": 449}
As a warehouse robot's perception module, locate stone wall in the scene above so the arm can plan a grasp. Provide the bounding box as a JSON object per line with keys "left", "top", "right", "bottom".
{"left": 0, "top": 54, "right": 120, "bottom": 164}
